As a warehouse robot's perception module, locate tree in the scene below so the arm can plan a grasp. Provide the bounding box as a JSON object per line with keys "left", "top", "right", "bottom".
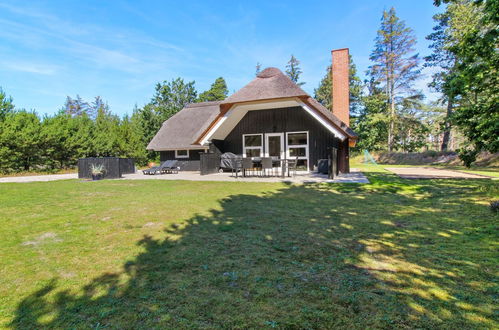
{"left": 351, "top": 80, "right": 390, "bottom": 151}
{"left": 0, "top": 111, "right": 43, "bottom": 172}
{"left": 41, "top": 111, "right": 73, "bottom": 169}
{"left": 432, "top": 0, "right": 498, "bottom": 165}
{"left": 425, "top": 10, "right": 459, "bottom": 151}
{"left": 92, "top": 102, "right": 121, "bottom": 157}
{"left": 255, "top": 62, "right": 262, "bottom": 76}
{"left": 198, "top": 77, "right": 229, "bottom": 102}
{"left": 314, "top": 65, "right": 332, "bottom": 110}
{"left": 132, "top": 104, "right": 160, "bottom": 162}
{"left": 119, "top": 115, "right": 147, "bottom": 165}
{"left": 151, "top": 78, "right": 197, "bottom": 123}
{"left": 368, "top": 7, "right": 421, "bottom": 151}
{"left": 0, "top": 87, "right": 14, "bottom": 121}
{"left": 314, "top": 56, "right": 363, "bottom": 115}
{"left": 285, "top": 55, "right": 305, "bottom": 86}
{"left": 64, "top": 95, "right": 89, "bottom": 117}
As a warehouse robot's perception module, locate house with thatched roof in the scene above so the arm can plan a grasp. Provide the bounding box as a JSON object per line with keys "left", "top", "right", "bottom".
{"left": 147, "top": 49, "right": 357, "bottom": 174}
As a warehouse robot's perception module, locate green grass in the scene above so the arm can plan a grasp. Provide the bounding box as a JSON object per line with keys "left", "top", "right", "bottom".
{"left": 0, "top": 168, "right": 498, "bottom": 328}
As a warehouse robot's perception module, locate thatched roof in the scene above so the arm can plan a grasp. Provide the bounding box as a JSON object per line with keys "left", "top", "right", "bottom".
{"left": 146, "top": 101, "right": 221, "bottom": 150}
{"left": 148, "top": 67, "right": 357, "bottom": 151}
{"left": 303, "top": 97, "right": 357, "bottom": 138}
{"left": 221, "top": 67, "right": 308, "bottom": 105}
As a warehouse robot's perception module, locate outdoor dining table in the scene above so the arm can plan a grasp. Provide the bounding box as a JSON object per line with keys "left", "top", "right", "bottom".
{"left": 240, "top": 158, "right": 294, "bottom": 178}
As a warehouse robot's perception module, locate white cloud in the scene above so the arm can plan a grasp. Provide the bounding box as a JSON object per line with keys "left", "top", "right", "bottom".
{"left": 1, "top": 61, "right": 60, "bottom": 75}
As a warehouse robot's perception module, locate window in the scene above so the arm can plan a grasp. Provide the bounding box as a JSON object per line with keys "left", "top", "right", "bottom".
{"left": 286, "top": 131, "right": 308, "bottom": 170}
{"left": 242, "top": 134, "right": 263, "bottom": 158}
{"left": 175, "top": 150, "right": 189, "bottom": 158}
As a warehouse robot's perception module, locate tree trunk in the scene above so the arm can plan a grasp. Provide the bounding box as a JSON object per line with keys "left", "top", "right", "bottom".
{"left": 388, "top": 96, "right": 395, "bottom": 152}
{"left": 441, "top": 96, "right": 454, "bottom": 151}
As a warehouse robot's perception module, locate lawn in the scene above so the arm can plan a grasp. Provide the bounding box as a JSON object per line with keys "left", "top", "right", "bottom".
{"left": 0, "top": 166, "right": 497, "bottom": 328}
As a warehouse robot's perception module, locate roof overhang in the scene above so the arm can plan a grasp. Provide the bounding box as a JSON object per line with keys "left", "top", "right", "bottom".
{"left": 196, "top": 97, "right": 349, "bottom": 145}
{"left": 147, "top": 146, "right": 209, "bottom": 151}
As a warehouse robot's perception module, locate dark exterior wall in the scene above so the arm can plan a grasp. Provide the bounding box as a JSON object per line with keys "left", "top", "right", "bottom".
{"left": 159, "top": 149, "right": 205, "bottom": 171}
{"left": 222, "top": 106, "right": 345, "bottom": 171}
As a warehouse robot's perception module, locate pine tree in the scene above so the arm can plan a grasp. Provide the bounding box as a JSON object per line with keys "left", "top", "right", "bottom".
{"left": 0, "top": 111, "right": 43, "bottom": 171}
{"left": 425, "top": 10, "right": 457, "bottom": 151}
{"left": 198, "top": 77, "right": 229, "bottom": 102}
{"left": 368, "top": 7, "right": 421, "bottom": 151}
{"left": 0, "top": 87, "right": 14, "bottom": 121}
{"left": 64, "top": 95, "right": 89, "bottom": 117}
{"left": 285, "top": 55, "right": 305, "bottom": 86}
{"left": 255, "top": 62, "right": 262, "bottom": 76}
{"left": 314, "top": 56, "right": 363, "bottom": 115}
{"left": 151, "top": 78, "right": 197, "bottom": 123}
{"left": 432, "top": 0, "right": 498, "bottom": 165}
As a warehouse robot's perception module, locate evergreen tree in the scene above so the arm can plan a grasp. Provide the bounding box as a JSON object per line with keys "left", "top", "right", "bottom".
{"left": 314, "top": 65, "right": 332, "bottom": 110}
{"left": 41, "top": 111, "right": 73, "bottom": 169}
{"left": 351, "top": 80, "right": 390, "bottom": 151}
{"left": 198, "top": 77, "right": 228, "bottom": 102}
{"left": 314, "top": 56, "right": 363, "bottom": 115}
{"left": 64, "top": 95, "right": 90, "bottom": 117}
{"left": 432, "top": 0, "right": 498, "bottom": 165}
{"left": 119, "top": 114, "right": 147, "bottom": 165}
{"left": 255, "top": 62, "right": 262, "bottom": 76}
{"left": 285, "top": 55, "right": 305, "bottom": 86}
{"left": 92, "top": 102, "right": 121, "bottom": 157}
{"left": 368, "top": 7, "right": 421, "bottom": 151}
{"left": 0, "top": 87, "right": 14, "bottom": 121}
{"left": 132, "top": 104, "right": 160, "bottom": 162}
{"left": 0, "top": 111, "right": 43, "bottom": 172}
{"left": 151, "top": 78, "right": 197, "bottom": 123}
{"left": 425, "top": 10, "right": 458, "bottom": 151}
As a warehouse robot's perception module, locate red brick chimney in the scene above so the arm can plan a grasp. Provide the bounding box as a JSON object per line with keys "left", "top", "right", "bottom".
{"left": 331, "top": 48, "right": 350, "bottom": 126}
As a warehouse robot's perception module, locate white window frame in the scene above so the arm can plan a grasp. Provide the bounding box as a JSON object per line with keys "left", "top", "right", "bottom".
{"left": 175, "top": 149, "right": 189, "bottom": 158}
{"left": 242, "top": 133, "right": 263, "bottom": 158}
{"left": 286, "top": 131, "right": 309, "bottom": 169}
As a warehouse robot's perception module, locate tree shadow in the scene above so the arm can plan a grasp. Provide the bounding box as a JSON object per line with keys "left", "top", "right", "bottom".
{"left": 10, "top": 177, "right": 498, "bottom": 328}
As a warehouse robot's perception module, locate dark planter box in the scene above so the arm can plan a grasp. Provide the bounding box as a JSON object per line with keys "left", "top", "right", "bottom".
{"left": 78, "top": 157, "right": 135, "bottom": 179}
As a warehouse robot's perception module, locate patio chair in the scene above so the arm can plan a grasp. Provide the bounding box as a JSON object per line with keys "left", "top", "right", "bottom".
{"left": 160, "top": 160, "right": 179, "bottom": 174}
{"left": 242, "top": 158, "right": 254, "bottom": 177}
{"left": 142, "top": 162, "right": 164, "bottom": 175}
{"left": 287, "top": 157, "right": 299, "bottom": 177}
{"left": 261, "top": 157, "right": 273, "bottom": 177}
{"left": 229, "top": 157, "right": 242, "bottom": 177}
{"left": 142, "top": 160, "right": 175, "bottom": 175}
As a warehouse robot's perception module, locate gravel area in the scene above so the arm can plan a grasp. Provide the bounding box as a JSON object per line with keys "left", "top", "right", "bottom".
{"left": 385, "top": 167, "right": 491, "bottom": 179}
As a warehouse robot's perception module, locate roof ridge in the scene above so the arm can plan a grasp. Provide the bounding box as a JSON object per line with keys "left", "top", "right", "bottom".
{"left": 185, "top": 100, "right": 223, "bottom": 108}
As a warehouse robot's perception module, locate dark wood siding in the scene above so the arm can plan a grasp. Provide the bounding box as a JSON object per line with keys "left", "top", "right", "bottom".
{"left": 223, "top": 106, "right": 344, "bottom": 171}
{"left": 159, "top": 149, "right": 205, "bottom": 171}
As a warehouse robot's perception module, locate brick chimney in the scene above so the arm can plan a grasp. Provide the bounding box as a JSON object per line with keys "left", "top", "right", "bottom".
{"left": 331, "top": 48, "right": 350, "bottom": 126}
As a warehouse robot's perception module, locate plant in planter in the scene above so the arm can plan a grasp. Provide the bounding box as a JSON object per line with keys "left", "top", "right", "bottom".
{"left": 90, "top": 163, "right": 105, "bottom": 180}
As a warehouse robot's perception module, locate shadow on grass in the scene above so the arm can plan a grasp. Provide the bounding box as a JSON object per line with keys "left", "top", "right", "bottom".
{"left": 10, "top": 175, "right": 498, "bottom": 328}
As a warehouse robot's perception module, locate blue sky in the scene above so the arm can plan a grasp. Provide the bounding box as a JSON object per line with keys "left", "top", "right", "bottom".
{"left": 0, "top": 1, "right": 441, "bottom": 116}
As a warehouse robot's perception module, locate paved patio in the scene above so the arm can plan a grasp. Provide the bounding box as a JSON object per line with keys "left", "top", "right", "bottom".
{"left": 124, "top": 168, "right": 369, "bottom": 183}
{"left": 0, "top": 169, "right": 369, "bottom": 184}
{"left": 385, "top": 167, "right": 491, "bottom": 179}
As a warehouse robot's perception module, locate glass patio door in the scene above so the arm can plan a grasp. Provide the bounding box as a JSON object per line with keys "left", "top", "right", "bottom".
{"left": 265, "top": 133, "right": 284, "bottom": 159}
